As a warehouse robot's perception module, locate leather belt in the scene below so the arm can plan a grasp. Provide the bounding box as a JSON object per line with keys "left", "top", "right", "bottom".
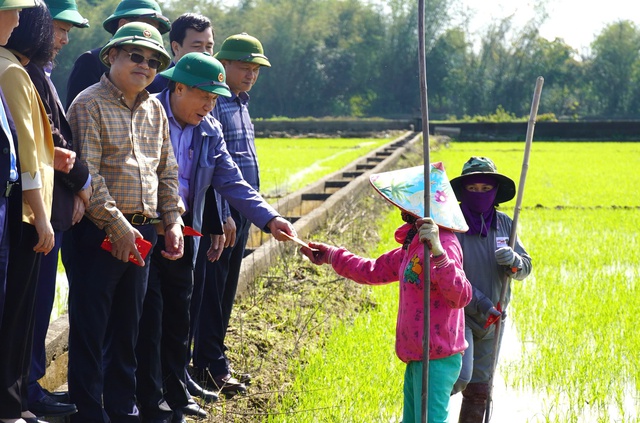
{"left": 123, "top": 213, "right": 162, "bottom": 225}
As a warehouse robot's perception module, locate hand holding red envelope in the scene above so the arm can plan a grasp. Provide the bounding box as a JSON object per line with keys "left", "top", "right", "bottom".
{"left": 101, "top": 237, "right": 152, "bottom": 267}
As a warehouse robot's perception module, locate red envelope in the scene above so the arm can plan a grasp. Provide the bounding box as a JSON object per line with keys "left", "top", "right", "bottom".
{"left": 183, "top": 226, "right": 203, "bottom": 237}
{"left": 101, "top": 236, "right": 152, "bottom": 266}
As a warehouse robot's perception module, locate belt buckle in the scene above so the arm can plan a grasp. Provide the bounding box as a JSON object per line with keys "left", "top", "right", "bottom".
{"left": 130, "top": 213, "right": 147, "bottom": 225}
{"left": 4, "top": 181, "right": 17, "bottom": 198}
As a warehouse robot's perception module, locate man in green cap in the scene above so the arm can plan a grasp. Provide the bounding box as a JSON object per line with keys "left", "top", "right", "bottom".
{"left": 66, "top": 22, "right": 184, "bottom": 423}
{"left": 24, "top": 0, "right": 90, "bottom": 418}
{"left": 192, "top": 32, "right": 271, "bottom": 396}
{"left": 136, "top": 51, "right": 295, "bottom": 423}
{"left": 65, "top": 0, "right": 170, "bottom": 108}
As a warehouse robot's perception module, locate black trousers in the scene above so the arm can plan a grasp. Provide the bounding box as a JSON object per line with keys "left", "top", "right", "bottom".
{"left": 0, "top": 222, "right": 40, "bottom": 418}
{"left": 67, "top": 218, "right": 157, "bottom": 423}
{"left": 137, "top": 224, "right": 195, "bottom": 415}
{"left": 192, "top": 207, "right": 251, "bottom": 376}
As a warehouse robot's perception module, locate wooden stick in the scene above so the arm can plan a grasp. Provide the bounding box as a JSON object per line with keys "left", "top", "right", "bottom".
{"left": 484, "top": 76, "right": 544, "bottom": 422}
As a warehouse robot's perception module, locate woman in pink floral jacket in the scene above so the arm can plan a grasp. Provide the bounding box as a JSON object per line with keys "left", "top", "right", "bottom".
{"left": 301, "top": 215, "right": 472, "bottom": 423}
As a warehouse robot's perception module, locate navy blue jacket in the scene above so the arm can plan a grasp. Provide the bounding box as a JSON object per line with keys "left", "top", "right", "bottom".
{"left": 157, "top": 90, "right": 279, "bottom": 265}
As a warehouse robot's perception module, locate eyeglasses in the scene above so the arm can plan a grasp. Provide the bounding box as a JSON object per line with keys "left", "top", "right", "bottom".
{"left": 121, "top": 49, "right": 162, "bottom": 70}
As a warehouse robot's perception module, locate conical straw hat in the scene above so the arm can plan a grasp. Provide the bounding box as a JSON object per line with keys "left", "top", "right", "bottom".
{"left": 369, "top": 162, "right": 469, "bottom": 232}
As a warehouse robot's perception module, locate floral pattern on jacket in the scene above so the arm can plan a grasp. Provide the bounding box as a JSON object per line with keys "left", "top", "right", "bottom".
{"left": 330, "top": 223, "right": 472, "bottom": 362}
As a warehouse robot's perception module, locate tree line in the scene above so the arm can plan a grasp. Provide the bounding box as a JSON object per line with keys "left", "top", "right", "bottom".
{"left": 52, "top": 0, "right": 640, "bottom": 120}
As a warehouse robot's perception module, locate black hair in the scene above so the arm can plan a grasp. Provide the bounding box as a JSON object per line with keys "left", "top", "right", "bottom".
{"left": 169, "top": 13, "right": 213, "bottom": 56}
{"left": 167, "top": 80, "right": 177, "bottom": 92}
{"left": 5, "top": 0, "right": 54, "bottom": 67}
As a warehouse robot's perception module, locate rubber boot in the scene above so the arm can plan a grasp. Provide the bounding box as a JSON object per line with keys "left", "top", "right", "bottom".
{"left": 458, "top": 382, "right": 488, "bottom": 423}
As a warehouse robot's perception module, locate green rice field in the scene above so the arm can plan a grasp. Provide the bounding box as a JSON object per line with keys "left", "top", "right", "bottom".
{"left": 255, "top": 137, "right": 394, "bottom": 197}
{"left": 272, "top": 141, "right": 640, "bottom": 422}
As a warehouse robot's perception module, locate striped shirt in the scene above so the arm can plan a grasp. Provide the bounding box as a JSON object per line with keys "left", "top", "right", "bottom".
{"left": 212, "top": 92, "right": 259, "bottom": 190}
{"left": 68, "top": 74, "right": 184, "bottom": 241}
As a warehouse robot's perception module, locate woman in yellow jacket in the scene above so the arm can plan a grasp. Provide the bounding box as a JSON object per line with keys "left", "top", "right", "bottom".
{"left": 0, "top": 1, "right": 55, "bottom": 421}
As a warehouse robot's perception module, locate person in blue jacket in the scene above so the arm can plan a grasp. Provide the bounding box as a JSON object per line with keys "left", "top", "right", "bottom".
{"left": 136, "top": 52, "right": 296, "bottom": 423}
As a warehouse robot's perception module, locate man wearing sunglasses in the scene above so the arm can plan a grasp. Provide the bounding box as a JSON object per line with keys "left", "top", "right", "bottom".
{"left": 65, "top": 22, "right": 185, "bottom": 423}
{"left": 65, "top": 0, "right": 170, "bottom": 109}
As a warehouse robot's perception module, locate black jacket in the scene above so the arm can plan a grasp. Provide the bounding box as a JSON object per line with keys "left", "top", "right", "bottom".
{"left": 27, "top": 62, "right": 90, "bottom": 232}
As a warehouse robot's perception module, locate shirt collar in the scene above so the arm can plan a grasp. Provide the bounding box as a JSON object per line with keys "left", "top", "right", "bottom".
{"left": 101, "top": 73, "right": 150, "bottom": 109}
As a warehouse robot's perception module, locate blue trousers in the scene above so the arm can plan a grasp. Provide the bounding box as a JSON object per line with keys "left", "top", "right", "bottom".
{"left": 192, "top": 206, "right": 251, "bottom": 376}
{"left": 67, "top": 218, "right": 156, "bottom": 423}
{"left": 28, "top": 230, "right": 63, "bottom": 404}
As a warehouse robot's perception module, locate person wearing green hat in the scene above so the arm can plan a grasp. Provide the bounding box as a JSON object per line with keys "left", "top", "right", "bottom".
{"left": 0, "top": 2, "right": 40, "bottom": 423}
{"left": 191, "top": 32, "right": 272, "bottom": 396}
{"left": 65, "top": 0, "right": 170, "bottom": 108}
{"left": 134, "top": 51, "right": 296, "bottom": 423}
{"left": 24, "top": 0, "right": 90, "bottom": 418}
{"left": 448, "top": 157, "right": 532, "bottom": 423}
{"left": 65, "top": 22, "right": 184, "bottom": 423}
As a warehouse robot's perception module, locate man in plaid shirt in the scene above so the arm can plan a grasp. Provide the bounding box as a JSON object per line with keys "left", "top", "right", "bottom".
{"left": 66, "top": 22, "right": 184, "bottom": 423}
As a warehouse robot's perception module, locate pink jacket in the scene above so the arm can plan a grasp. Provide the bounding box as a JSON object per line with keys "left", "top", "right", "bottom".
{"left": 330, "top": 223, "right": 472, "bottom": 362}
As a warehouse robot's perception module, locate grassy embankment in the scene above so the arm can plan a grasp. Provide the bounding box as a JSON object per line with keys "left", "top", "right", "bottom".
{"left": 268, "top": 142, "right": 639, "bottom": 423}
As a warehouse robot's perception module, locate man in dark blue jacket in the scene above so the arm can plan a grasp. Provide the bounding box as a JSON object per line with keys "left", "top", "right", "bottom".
{"left": 136, "top": 52, "right": 296, "bottom": 423}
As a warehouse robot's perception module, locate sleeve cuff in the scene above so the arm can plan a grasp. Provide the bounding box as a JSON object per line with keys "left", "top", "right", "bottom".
{"left": 20, "top": 170, "right": 43, "bottom": 191}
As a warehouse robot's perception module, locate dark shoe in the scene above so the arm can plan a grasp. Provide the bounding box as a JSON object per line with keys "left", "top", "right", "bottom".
{"left": 186, "top": 375, "right": 218, "bottom": 403}
{"left": 30, "top": 395, "right": 78, "bottom": 417}
{"left": 230, "top": 368, "right": 252, "bottom": 385}
{"left": 212, "top": 374, "right": 247, "bottom": 396}
{"left": 43, "top": 389, "right": 71, "bottom": 404}
{"left": 181, "top": 400, "right": 207, "bottom": 419}
{"left": 23, "top": 418, "right": 50, "bottom": 423}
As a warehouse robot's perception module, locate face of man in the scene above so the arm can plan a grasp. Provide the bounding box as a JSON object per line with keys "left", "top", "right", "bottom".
{"left": 222, "top": 60, "right": 260, "bottom": 95}
{"left": 172, "top": 27, "right": 214, "bottom": 62}
{"left": 108, "top": 45, "right": 161, "bottom": 96}
{"left": 52, "top": 20, "right": 73, "bottom": 59}
{"left": 171, "top": 83, "right": 217, "bottom": 128}
{"left": 0, "top": 9, "right": 21, "bottom": 45}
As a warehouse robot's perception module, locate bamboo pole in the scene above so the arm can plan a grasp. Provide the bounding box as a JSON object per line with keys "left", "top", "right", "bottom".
{"left": 418, "top": 0, "right": 431, "bottom": 421}
{"left": 483, "top": 76, "right": 544, "bottom": 422}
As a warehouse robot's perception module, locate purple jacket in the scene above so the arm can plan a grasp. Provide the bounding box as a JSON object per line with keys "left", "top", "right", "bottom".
{"left": 330, "top": 223, "right": 472, "bottom": 362}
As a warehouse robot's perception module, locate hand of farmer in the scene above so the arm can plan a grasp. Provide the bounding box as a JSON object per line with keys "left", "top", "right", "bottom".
{"left": 483, "top": 302, "right": 502, "bottom": 329}
{"left": 495, "top": 246, "right": 522, "bottom": 273}
{"left": 301, "top": 242, "right": 337, "bottom": 266}
{"left": 417, "top": 217, "right": 445, "bottom": 257}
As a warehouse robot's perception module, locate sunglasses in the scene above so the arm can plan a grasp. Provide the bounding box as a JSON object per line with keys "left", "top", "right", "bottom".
{"left": 121, "top": 49, "right": 162, "bottom": 70}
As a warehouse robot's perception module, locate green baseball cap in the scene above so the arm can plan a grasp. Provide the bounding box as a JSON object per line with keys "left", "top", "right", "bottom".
{"left": 100, "top": 22, "right": 171, "bottom": 71}
{"left": 450, "top": 156, "right": 516, "bottom": 204}
{"left": 214, "top": 32, "right": 271, "bottom": 67}
{"left": 0, "top": 0, "right": 36, "bottom": 10}
{"left": 160, "top": 52, "right": 231, "bottom": 97}
{"left": 45, "top": 0, "right": 88, "bottom": 28}
{"left": 103, "top": 0, "right": 170, "bottom": 35}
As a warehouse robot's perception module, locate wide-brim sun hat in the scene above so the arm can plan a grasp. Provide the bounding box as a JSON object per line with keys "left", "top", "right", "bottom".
{"left": 0, "top": 0, "right": 36, "bottom": 10}
{"left": 100, "top": 22, "right": 171, "bottom": 71}
{"left": 450, "top": 156, "right": 516, "bottom": 204}
{"left": 160, "top": 52, "right": 232, "bottom": 97}
{"left": 102, "top": 0, "right": 170, "bottom": 35}
{"left": 45, "top": 0, "right": 88, "bottom": 28}
{"left": 214, "top": 32, "right": 271, "bottom": 67}
{"left": 369, "top": 163, "right": 469, "bottom": 232}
